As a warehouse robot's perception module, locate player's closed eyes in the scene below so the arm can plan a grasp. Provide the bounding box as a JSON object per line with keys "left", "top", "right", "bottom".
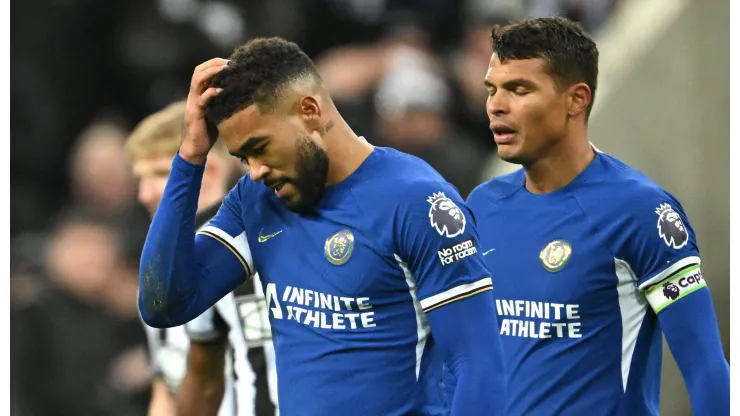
{"left": 252, "top": 145, "right": 267, "bottom": 156}
{"left": 237, "top": 145, "right": 269, "bottom": 165}
{"left": 487, "top": 87, "right": 530, "bottom": 98}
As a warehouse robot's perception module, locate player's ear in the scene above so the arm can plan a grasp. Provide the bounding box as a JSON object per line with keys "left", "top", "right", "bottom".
{"left": 298, "top": 96, "right": 322, "bottom": 132}
{"left": 567, "top": 82, "right": 591, "bottom": 118}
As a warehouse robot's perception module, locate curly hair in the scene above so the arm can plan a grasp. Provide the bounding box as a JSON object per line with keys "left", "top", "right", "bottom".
{"left": 492, "top": 17, "right": 599, "bottom": 117}
{"left": 205, "top": 37, "right": 321, "bottom": 125}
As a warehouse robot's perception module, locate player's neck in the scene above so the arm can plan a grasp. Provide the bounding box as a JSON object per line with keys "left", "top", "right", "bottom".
{"left": 323, "top": 116, "right": 374, "bottom": 187}
{"left": 524, "top": 134, "right": 595, "bottom": 194}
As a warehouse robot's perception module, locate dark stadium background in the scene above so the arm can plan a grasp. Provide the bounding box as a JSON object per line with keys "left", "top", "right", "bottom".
{"left": 10, "top": 1, "right": 728, "bottom": 415}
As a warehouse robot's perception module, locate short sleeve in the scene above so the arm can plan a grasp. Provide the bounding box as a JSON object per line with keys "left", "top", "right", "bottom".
{"left": 185, "top": 306, "right": 229, "bottom": 343}
{"left": 618, "top": 188, "right": 705, "bottom": 313}
{"left": 196, "top": 178, "right": 256, "bottom": 278}
{"left": 394, "top": 181, "right": 493, "bottom": 313}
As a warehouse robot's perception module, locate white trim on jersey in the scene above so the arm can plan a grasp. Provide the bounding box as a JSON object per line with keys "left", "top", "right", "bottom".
{"left": 614, "top": 258, "right": 649, "bottom": 392}
{"left": 198, "top": 226, "right": 255, "bottom": 277}
{"left": 186, "top": 306, "right": 226, "bottom": 343}
{"left": 419, "top": 277, "right": 493, "bottom": 313}
{"left": 394, "top": 255, "right": 431, "bottom": 380}
{"left": 637, "top": 255, "right": 701, "bottom": 290}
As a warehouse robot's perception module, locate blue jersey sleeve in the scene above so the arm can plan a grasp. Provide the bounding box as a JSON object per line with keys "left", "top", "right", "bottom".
{"left": 615, "top": 188, "right": 702, "bottom": 308}
{"left": 394, "top": 181, "right": 493, "bottom": 313}
{"left": 195, "top": 180, "right": 255, "bottom": 280}
{"left": 138, "top": 154, "right": 253, "bottom": 327}
{"left": 659, "top": 287, "right": 729, "bottom": 415}
{"left": 615, "top": 187, "right": 729, "bottom": 413}
{"left": 394, "top": 180, "right": 505, "bottom": 415}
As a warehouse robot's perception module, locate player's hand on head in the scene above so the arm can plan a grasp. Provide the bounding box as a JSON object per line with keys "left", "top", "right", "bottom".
{"left": 180, "top": 58, "right": 229, "bottom": 164}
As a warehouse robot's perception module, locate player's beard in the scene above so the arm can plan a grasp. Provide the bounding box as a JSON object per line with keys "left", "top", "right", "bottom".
{"left": 284, "top": 134, "right": 329, "bottom": 214}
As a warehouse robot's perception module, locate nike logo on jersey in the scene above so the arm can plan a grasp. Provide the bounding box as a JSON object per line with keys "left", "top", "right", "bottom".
{"left": 482, "top": 248, "right": 496, "bottom": 256}
{"left": 258, "top": 229, "right": 283, "bottom": 243}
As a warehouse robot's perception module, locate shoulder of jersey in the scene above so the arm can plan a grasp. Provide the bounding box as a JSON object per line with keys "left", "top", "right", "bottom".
{"left": 467, "top": 168, "right": 525, "bottom": 206}
{"left": 377, "top": 147, "right": 444, "bottom": 178}
{"left": 365, "top": 148, "right": 468, "bottom": 217}
{"left": 373, "top": 147, "right": 449, "bottom": 192}
{"left": 584, "top": 153, "right": 667, "bottom": 200}
{"left": 574, "top": 152, "right": 676, "bottom": 221}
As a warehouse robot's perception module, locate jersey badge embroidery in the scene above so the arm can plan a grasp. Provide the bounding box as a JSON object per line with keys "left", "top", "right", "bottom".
{"left": 539, "top": 239, "right": 572, "bottom": 273}
{"left": 324, "top": 229, "right": 355, "bottom": 266}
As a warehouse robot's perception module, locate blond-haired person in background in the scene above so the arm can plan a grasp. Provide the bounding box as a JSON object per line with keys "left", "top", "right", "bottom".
{"left": 127, "top": 101, "right": 278, "bottom": 416}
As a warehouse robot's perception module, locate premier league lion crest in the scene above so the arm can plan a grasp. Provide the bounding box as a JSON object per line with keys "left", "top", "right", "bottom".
{"left": 663, "top": 281, "right": 680, "bottom": 300}
{"left": 655, "top": 203, "right": 689, "bottom": 249}
{"left": 427, "top": 192, "right": 466, "bottom": 238}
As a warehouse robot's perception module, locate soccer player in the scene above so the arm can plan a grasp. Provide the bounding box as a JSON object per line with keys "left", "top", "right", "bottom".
{"left": 127, "top": 101, "right": 278, "bottom": 416}
{"left": 464, "top": 17, "right": 729, "bottom": 415}
{"left": 137, "top": 38, "right": 505, "bottom": 416}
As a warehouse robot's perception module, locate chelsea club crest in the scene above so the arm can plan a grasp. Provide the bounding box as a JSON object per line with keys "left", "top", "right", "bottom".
{"left": 539, "top": 239, "right": 572, "bottom": 273}
{"left": 325, "top": 229, "right": 355, "bottom": 266}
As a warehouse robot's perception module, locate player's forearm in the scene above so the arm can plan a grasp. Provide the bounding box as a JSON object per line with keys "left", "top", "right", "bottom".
{"left": 682, "top": 357, "right": 730, "bottom": 416}
{"left": 148, "top": 379, "right": 176, "bottom": 416}
{"left": 176, "top": 340, "right": 227, "bottom": 416}
{"left": 660, "top": 288, "right": 729, "bottom": 415}
{"left": 429, "top": 293, "right": 506, "bottom": 416}
{"left": 139, "top": 153, "right": 207, "bottom": 327}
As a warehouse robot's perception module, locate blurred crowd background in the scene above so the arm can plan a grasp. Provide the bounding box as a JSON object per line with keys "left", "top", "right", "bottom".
{"left": 10, "top": 0, "right": 729, "bottom": 415}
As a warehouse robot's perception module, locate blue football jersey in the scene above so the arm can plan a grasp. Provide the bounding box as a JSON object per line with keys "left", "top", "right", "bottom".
{"left": 466, "top": 151, "right": 705, "bottom": 416}
{"left": 198, "top": 147, "right": 492, "bottom": 416}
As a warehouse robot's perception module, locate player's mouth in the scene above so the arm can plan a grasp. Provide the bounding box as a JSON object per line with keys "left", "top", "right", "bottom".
{"left": 491, "top": 123, "right": 518, "bottom": 144}
{"left": 267, "top": 179, "right": 292, "bottom": 199}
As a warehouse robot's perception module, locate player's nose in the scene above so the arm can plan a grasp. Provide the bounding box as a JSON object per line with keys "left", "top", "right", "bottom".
{"left": 486, "top": 91, "right": 509, "bottom": 117}
{"left": 248, "top": 159, "right": 270, "bottom": 181}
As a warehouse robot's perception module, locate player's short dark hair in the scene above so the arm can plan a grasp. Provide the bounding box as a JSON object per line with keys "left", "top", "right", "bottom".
{"left": 492, "top": 17, "right": 599, "bottom": 118}
{"left": 205, "top": 37, "right": 321, "bottom": 124}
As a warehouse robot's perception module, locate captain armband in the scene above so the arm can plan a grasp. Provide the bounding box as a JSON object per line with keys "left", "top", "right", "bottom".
{"left": 645, "top": 265, "right": 706, "bottom": 313}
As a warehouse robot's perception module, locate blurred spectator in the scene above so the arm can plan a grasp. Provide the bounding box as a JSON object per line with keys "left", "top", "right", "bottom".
{"left": 69, "top": 120, "right": 137, "bottom": 215}
{"left": 10, "top": 233, "right": 48, "bottom": 311}
{"left": 317, "top": 9, "right": 493, "bottom": 196}
{"left": 446, "top": 2, "right": 526, "bottom": 151}
{"left": 372, "top": 61, "right": 492, "bottom": 197}
{"left": 528, "top": 0, "right": 616, "bottom": 34}
{"left": 298, "top": 1, "right": 463, "bottom": 57}
{"left": 11, "top": 213, "right": 150, "bottom": 416}
{"left": 316, "top": 10, "right": 438, "bottom": 103}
